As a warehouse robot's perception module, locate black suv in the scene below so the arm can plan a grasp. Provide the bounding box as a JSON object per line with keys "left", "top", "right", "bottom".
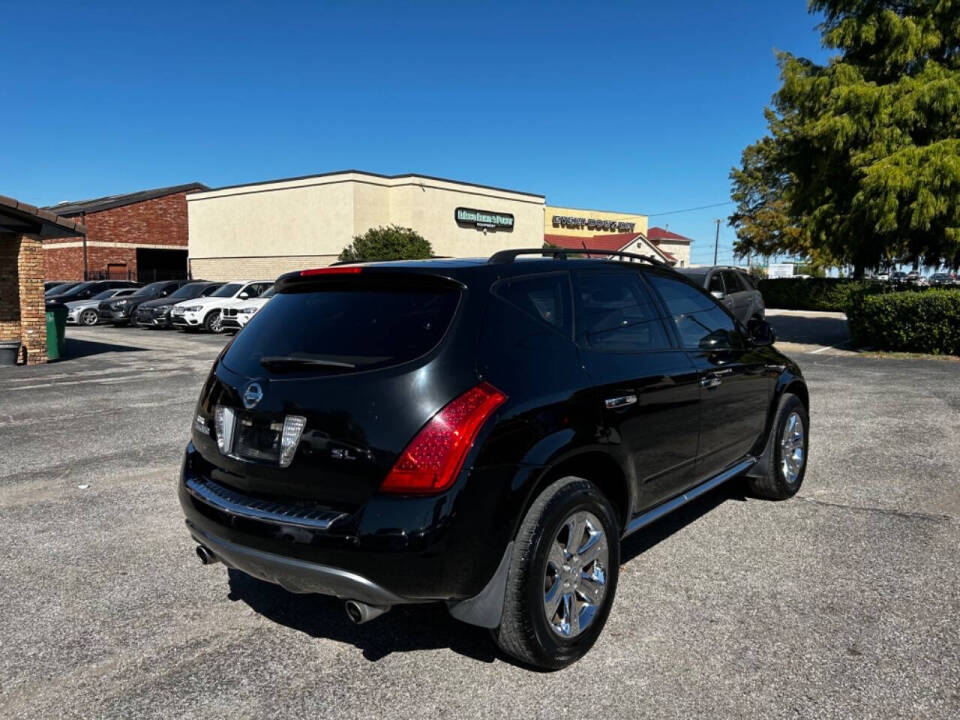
{"left": 99, "top": 280, "right": 191, "bottom": 326}
{"left": 180, "top": 250, "right": 809, "bottom": 669}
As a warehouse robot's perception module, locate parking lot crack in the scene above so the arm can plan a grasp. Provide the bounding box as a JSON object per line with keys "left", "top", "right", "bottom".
{"left": 796, "top": 495, "right": 956, "bottom": 523}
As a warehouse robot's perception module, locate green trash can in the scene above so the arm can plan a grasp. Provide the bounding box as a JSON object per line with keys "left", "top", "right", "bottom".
{"left": 45, "top": 301, "right": 68, "bottom": 361}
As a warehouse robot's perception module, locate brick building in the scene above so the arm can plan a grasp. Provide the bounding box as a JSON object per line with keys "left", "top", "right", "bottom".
{"left": 1, "top": 195, "right": 86, "bottom": 365}
{"left": 42, "top": 183, "right": 206, "bottom": 282}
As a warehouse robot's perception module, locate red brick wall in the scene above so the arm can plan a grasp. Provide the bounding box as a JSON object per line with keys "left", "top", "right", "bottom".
{"left": 1, "top": 233, "right": 47, "bottom": 364}
{"left": 45, "top": 245, "right": 137, "bottom": 281}
{"left": 43, "top": 190, "right": 193, "bottom": 280}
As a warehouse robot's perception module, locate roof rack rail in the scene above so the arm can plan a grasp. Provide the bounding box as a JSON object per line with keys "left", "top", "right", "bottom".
{"left": 487, "top": 248, "right": 666, "bottom": 266}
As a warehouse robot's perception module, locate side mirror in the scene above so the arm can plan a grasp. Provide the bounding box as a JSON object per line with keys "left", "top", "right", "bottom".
{"left": 748, "top": 319, "right": 776, "bottom": 347}
{"left": 710, "top": 290, "right": 725, "bottom": 300}
{"left": 239, "top": 292, "right": 249, "bottom": 299}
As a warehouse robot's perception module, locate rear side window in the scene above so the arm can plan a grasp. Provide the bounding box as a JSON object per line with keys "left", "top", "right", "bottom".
{"left": 708, "top": 273, "right": 725, "bottom": 294}
{"left": 494, "top": 273, "right": 570, "bottom": 334}
{"left": 223, "top": 282, "right": 461, "bottom": 376}
{"left": 574, "top": 271, "right": 669, "bottom": 352}
{"left": 646, "top": 274, "right": 742, "bottom": 351}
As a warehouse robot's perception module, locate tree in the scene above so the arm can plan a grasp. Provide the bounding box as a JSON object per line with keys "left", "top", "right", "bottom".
{"left": 338, "top": 225, "right": 433, "bottom": 263}
{"left": 730, "top": 0, "right": 960, "bottom": 276}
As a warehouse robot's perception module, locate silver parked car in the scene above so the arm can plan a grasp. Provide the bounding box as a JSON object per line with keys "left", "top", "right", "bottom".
{"left": 678, "top": 267, "right": 765, "bottom": 326}
{"left": 66, "top": 288, "right": 139, "bottom": 326}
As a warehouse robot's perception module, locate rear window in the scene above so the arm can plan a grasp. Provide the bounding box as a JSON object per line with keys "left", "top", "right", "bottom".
{"left": 222, "top": 283, "right": 461, "bottom": 376}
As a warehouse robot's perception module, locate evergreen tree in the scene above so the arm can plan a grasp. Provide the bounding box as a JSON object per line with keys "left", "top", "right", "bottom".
{"left": 731, "top": 0, "right": 960, "bottom": 275}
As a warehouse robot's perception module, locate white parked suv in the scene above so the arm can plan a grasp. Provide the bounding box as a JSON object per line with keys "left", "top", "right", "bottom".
{"left": 220, "top": 285, "right": 276, "bottom": 332}
{"left": 171, "top": 280, "right": 273, "bottom": 332}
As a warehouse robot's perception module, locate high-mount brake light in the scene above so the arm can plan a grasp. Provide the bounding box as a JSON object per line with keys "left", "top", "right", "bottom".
{"left": 299, "top": 267, "right": 363, "bottom": 277}
{"left": 380, "top": 382, "right": 507, "bottom": 495}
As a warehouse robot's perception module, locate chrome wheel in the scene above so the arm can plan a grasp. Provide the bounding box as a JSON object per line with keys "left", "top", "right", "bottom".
{"left": 543, "top": 510, "right": 609, "bottom": 638}
{"left": 80, "top": 309, "right": 99, "bottom": 326}
{"left": 207, "top": 311, "right": 223, "bottom": 333}
{"left": 780, "top": 411, "right": 805, "bottom": 485}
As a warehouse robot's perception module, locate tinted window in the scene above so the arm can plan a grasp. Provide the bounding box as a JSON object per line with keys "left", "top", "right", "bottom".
{"left": 132, "top": 281, "right": 171, "bottom": 297}
{"left": 738, "top": 272, "right": 756, "bottom": 290}
{"left": 91, "top": 289, "right": 119, "bottom": 300}
{"left": 722, "top": 270, "right": 746, "bottom": 293}
{"left": 575, "top": 271, "right": 669, "bottom": 351}
{"left": 260, "top": 286, "right": 276, "bottom": 299}
{"left": 495, "top": 273, "right": 570, "bottom": 333}
{"left": 201, "top": 284, "right": 223, "bottom": 296}
{"left": 646, "top": 274, "right": 742, "bottom": 351}
{"left": 223, "top": 284, "right": 461, "bottom": 376}
{"left": 169, "top": 283, "right": 208, "bottom": 300}
{"left": 211, "top": 283, "right": 243, "bottom": 298}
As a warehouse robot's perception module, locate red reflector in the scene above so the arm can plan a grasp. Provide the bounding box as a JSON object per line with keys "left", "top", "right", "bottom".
{"left": 299, "top": 266, "right": 363, "bottom": 276}
{"left": 380, "top": 382, "right": 507, "bottom": 495}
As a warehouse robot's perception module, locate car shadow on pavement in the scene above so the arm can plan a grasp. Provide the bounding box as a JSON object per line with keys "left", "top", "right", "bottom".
{"left": 60, "top": 337, "right": 146, "bottom": 361}
{"left": 620, "top": 480, "right": 749, "bottom": 564}
{"left": 226, "top": 481, "right": 751, "bottom": 666}
{"left": 226, "top": 569, "right": 499, "bottom": 664}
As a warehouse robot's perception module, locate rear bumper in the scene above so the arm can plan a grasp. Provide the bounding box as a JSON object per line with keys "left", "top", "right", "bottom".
{"left": 187, "top": 521, "right": 405, "bottom": 605}
{"left": 178, "top": 442, "right": 513, "bottom": 604}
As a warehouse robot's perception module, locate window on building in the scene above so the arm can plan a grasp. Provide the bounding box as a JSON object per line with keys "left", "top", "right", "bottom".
{"left": 574, "top": 271, "right": 669, "bottom": 351}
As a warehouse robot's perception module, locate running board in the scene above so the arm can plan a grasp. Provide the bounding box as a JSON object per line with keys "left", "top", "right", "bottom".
{"left": 623, "top": 458, "right": 756, "bottom": 537}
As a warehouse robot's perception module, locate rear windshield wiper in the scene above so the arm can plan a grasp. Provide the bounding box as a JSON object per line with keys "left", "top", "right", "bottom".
{"left": 259, "top": 356, "right": 358, "bottom": 371}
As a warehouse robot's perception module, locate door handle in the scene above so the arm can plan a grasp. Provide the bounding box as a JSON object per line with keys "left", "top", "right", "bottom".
{"left": 701, "top": 374, "right": 723, "bottom": 389}
{"left": 605, "top": 394, "right": 638, "bottom": 409}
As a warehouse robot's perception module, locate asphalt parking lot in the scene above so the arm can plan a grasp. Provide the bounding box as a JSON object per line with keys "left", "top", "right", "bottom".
{"left": 1, "top": 322, "right": 958, "bottom": 718}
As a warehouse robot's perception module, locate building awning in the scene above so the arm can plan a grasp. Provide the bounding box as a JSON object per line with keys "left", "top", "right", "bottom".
{"left": 0, "top": 194, "right": 86, "bottom": 238}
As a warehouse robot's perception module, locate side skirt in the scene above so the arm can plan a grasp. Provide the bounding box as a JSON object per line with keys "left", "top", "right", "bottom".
{"left": 623, "top": 458, "right": 756, "bottom": 538}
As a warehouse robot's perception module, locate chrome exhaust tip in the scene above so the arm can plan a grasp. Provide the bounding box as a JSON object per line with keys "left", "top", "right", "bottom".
{"left": 195, "top": 544, "right": 219, "bottom": 565}
{"left": 344, "top": 600, "right": 390, "bottom": 624}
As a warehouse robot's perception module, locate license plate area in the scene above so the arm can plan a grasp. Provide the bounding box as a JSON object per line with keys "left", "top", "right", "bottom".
{"left": 233, "top": 413, "right": 284, "bottom": 464}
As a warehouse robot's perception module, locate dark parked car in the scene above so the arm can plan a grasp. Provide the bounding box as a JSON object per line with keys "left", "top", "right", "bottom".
{"left": 134, "top": 282, "right": 224, "bottom": 329}
{"left": 99, "top": 280, "right": 190, "bottom": 326}
{"left": 180, "top": 250, "right": 809, "bottom": 670}
{"left": 45, "top": 279, "right": 140, "bottom": 304}
{"left": 677, "top": 266, "right": 765, "bottom": 326}
{"left": 44, "top": 282, "right": 81, "bottom": 297}
{"left": 930, "top": 272, "right": 958, "bottom": 286}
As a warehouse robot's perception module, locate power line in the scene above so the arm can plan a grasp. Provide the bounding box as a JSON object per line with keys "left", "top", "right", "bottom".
{"left": 647, "top": 201, "right": 734, "bottom": 217}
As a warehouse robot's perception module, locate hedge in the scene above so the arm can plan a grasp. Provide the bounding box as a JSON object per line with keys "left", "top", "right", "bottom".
{"left": 757, "top": 278, "right": 888, "bottom": 311}
{"left": 845, "top": 289, "right": 960, "bottom": 355}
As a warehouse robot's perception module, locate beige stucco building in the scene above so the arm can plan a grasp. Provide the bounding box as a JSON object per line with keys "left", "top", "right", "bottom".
{"left": 187, "top": 170, "right": 546, "bottom": 280}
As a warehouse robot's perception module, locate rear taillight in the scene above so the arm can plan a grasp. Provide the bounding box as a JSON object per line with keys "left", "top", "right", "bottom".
{"left": 300, "top": 266, "right": 362, "bottom": 276}
{"left": 380, "top": 382, "right": 507, "bottom": 495}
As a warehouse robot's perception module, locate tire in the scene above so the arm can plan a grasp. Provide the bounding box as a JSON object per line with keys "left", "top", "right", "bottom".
{"left": 747, "top": 393, "right": 808, "bottom": 500}
{"left": 203, "top": 310, "right": 222, "bottom": 333}
{"left": 492, "top": 476, "right": 620, "bottom": 670}
{"left": 79, "top": 309, "right": 99, "bottom": 326}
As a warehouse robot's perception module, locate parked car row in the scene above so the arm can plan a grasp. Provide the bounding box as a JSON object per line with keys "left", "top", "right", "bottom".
{"left": 879, "top": 270, "right": 958, "bottom": 286}
{"left": 93, "top": 279, "right": 275, "bottom": 333}
{"left": 48, "top": 278, "right": 276, "bottom": 333}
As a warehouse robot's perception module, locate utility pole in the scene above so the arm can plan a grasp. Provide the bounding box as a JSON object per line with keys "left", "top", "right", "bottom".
{"left": 713, "top": 219, "right": 720, "bottom": 266}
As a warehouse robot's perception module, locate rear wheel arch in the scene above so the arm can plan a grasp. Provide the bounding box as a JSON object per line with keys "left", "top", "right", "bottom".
{"left": 517, "top": 451, "right": 630, "bottom": 537}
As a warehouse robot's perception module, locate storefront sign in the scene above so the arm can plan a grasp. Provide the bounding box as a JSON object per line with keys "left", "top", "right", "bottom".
{"left": 456, "top": 207, "right": 514, "bottom": 231}
{"left": 552, "top": 215, "right": 635, "bottom": 233}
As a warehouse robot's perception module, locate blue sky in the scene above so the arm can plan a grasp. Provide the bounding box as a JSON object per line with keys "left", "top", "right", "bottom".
{"left": 1, "top": 1, "right": 829, "bottom": 264}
